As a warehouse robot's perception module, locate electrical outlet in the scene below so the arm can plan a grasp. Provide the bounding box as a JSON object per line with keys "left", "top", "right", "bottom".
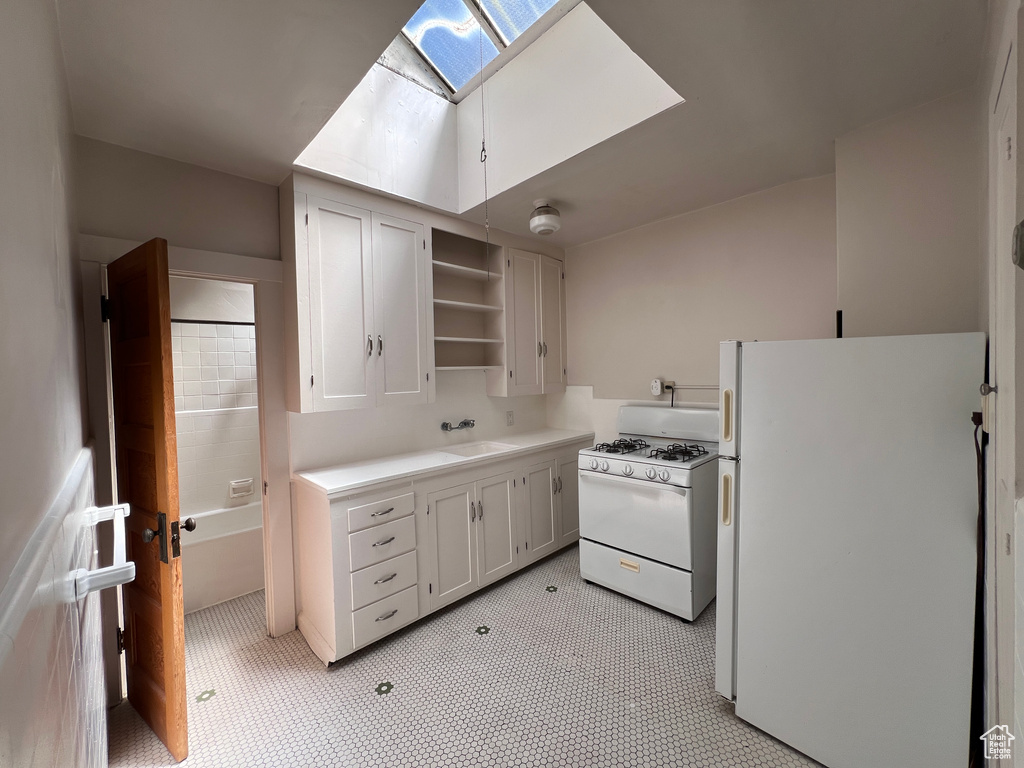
{"left": 506, "top": 410, "right": 514, "bottom": 427}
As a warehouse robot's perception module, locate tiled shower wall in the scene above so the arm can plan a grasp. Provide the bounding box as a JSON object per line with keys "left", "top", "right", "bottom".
{"left": 171, "top": 322, "right": 261, "bottom": 516}
{"left": 171, "top": 322, "right": 257, "bottom": 412}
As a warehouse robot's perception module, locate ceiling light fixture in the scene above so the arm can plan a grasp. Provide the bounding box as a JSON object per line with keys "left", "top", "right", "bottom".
{"left": 529, "top": 200, "right": 561, "bottom": 236}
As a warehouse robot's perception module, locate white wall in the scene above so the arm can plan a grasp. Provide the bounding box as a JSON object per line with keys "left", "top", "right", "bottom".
{"left": 289, "top": 370, "right": 548, "bottom": 471}
{"left": 563, "top": 175, "right": 837, "bottom": 407}
{"left": 836, "top": 89, "right": 981, "bottom": 337}
{"left": 295, "top": 65, "right": 460, "bottom": 212}
{"left": 76, "top": 136, "right": 280, "bottom": 260}
{"left": 170, "top": 276, "right": 256, "bottom": 324}
{"left": 457, "top": 3, "right": 681, "bottom": 211}
{"left": 0, "top": 0, "right": 101, "bottom": 764}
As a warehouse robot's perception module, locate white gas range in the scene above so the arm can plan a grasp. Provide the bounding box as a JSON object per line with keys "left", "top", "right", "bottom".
{"left": 578, "top": 406, "right": 719, "bottom": 620}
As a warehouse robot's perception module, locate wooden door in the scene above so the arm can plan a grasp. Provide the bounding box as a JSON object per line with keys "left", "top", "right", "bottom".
{"left": 427, "top": 483, "right": 477, "bottom": 610}
{"left": 476, "top": 473, "right": 517, "bottom": 586}
{"left": 107, "top": 239, "right": 188, "bottom": 761}
{"left": 556, "top": 453, "right": 580, "bottom": 546}
{"left": 372, "top": 212, "right": 429, "bottom": 405}
{"left": 540, "top": 255, "right": 566, "bottom": 393}
{"left": 507, "top": 250, "right": 542, "bottom": 395}
{"left": 307, "top": 196, "right": 375, "bottom": 411}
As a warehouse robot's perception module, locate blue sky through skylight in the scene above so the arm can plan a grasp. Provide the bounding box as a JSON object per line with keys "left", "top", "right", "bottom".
{"left": 402, "top": 0, "right": 499, "bottom": 92}
{"left": 478, "top": 0, "right": 559, "bottom": 45}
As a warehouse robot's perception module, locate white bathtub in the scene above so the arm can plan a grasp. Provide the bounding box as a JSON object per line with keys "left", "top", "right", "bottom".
{"left": 181, "top": 501, "right": 265, "bottom": 614}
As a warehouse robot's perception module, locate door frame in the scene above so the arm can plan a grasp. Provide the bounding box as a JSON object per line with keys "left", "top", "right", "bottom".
{"left": 79, "top": 235, "right": 295, "bottom": 701}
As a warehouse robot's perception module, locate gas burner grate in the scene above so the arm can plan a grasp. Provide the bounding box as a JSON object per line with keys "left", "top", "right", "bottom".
{"left": 594, "top": 438, "right": 649, "bottom": 454}
{"left": 649, "top": 443, "right": 709, "bottom": 462}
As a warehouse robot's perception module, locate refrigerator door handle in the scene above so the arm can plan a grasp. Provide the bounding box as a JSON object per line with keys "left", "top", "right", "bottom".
{"left": 722, "top": 389, "right": 734, "bottom": 443}
{"left": 721, "top": 472, "right": 732, "bottom": 526}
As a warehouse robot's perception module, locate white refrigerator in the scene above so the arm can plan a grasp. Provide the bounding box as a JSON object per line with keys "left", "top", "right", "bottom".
{"left": 715, "top": 333, "right": 985, "bottom": 768}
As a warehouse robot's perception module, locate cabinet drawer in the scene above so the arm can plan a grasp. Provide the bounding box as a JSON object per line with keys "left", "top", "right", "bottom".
{"left": 352, "top": 586, "right": 419, "bottom": 649}
{"left": 348, "top": 516, "right": 416, "bottom": 572}
{"left": 348, "top": 491, "right": 414, "bottom": 533}
{"left": 350, "top": 551, "right": 418, "bottom": 610}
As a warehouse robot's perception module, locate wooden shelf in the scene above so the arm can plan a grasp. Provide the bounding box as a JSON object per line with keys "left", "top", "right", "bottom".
{"left": 436, "top": 365, "right": 504, "bottom": 371}
{"left": 432, "top": 260, "right": 500, "bottom": 282}
{"left": 433, "top": 299, "right": 503, "bottom": 313}
{"left": 435, "top": 336, "right": 503, "bottom": 344}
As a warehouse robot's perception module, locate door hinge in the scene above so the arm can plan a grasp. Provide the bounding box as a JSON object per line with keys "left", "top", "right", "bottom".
{"left": 426, "top": 372, "right": 430, "bottom": 382}
{"left": 100, "top": 295, "right": 111, "bottom": 323}
{"left": 1007, "top": 533, "right": 1012, "bottom": 555}
{"left": 516, "top": 545, "right": 519, "bottom": 554}
{"left": 429, "top": 583, "right": 432, "bottom": 594}
{"left": 311, "top": 375, "right": 314, "bottom": 388}
{"left": 116, "top": 626, "right": 125, "bottom": 654}
{"left": 305, "top": 213, "right": 309, "bottom": 225}
{"left": 526, "top": 541, "right": 529, "bottom": 550}
{"left": 423, "top": 239, "right": 426, "bottom": 249}
{"left": 427, "top": 505, "right": 430, "bottom": 515}
{"left": 1008, "top": 136, "right": 1013, "bottom": 160}
{"left": 263, "top": 481, "right": 268, "bottom": 496}
{"left": 507, "top": 259, "right": 510, "bottom": 267}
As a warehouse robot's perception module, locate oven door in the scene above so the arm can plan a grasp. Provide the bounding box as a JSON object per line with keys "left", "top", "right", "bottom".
{"left": 578, "top": 470, "right": 692, "bottom": 570}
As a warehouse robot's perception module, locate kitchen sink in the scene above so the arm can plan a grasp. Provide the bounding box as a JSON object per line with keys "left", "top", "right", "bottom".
{"left": 442, "top": 441, "right": 516, "bottom": 457}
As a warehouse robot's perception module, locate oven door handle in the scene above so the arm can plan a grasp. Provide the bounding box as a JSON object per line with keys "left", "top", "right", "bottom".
{"left": 579, "top": 470, "right": 688, "bottom": 495}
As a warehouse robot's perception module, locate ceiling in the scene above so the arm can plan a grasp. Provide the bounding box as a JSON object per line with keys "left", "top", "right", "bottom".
{"left": 56, "top": 0, "right": 987, "bottom": 248}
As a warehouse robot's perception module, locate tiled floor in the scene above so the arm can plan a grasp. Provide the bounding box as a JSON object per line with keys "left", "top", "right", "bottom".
{"left": 108, "top": 547, "right": 819, "bottom": 767}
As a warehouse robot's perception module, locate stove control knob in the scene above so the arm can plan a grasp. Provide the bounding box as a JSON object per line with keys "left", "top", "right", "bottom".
{"left": 589, "top": 458, "right": 599, "bottom": 471}
{"left": 658, "top": 469, "right": 671, "bottom": 482}
{"left": 622, "top": 464, "right": 633, "bottom": 476}
{"left": 645, "top": 467, "right": 657, "bottom": 480}
{"left": 600, "top": 460, "right": 609, "bottom": 472}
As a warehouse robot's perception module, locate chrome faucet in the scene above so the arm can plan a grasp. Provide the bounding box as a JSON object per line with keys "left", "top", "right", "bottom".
{"left": 441, "top": 419, "right": 476, "bottom": 432}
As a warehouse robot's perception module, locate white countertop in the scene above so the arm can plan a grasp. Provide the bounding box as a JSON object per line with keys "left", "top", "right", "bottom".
{"left": 293, "top": 429, "right": 594, "bottom": 497}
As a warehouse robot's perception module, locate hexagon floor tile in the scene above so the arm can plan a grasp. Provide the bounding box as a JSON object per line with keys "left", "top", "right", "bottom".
{"left": 108, "top": 546, "right": 821, "bottom": 767}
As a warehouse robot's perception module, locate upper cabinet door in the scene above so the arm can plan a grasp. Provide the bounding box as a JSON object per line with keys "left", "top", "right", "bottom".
{"left": 508, "top": 249, "right": 542, "bottom": 396}
{"left": 307, "top": 196, "right": 375, "bottom": 411}
{"left": 540, "top": 255, "right": 566, "bottom": 393}
{"left": 372, "top": 213, "right": 429, "bottom": 405}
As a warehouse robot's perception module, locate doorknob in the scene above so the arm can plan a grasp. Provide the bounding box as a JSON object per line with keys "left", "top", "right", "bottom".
{"left": 142, "top": 512, "right": 169, "bottom": 563}
{"left": 181, "top": 517, "right": 197, "bottom": 532}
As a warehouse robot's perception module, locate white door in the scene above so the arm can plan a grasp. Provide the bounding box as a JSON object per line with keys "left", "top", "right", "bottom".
{"left": 556, "top": 453, "right": 579, "bottom": 546}
{"left": 520, "top": 460, "right": 557, "bottom": 562}
{"left": 508, "top": 250, "right": 542, "bottom": 395}
{"left": 307, "top": 196, "right": 374, "bottom": 411}
{"left": 540, "top": 255, "right": 565, "bottom": 393}
{"left": 427, "top": 484, "right": 477, "bottom": 609}
{"left": 733, "top": 334, "right": 984, "bottom": 768}
{"left": 476, "top": 472, "right": 517, "bottom": 586}
{"left": 372, "top": 212, "right": 429, "bottom": 405}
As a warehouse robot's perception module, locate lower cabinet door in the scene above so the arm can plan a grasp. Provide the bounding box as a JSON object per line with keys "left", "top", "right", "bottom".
{"left": 557, "top": 454, "right": 580, "bottom": 546}
{"left": 427, "top": 483, "right": 477, "bottom": 610}
{"left": 352, "top": 586, "right": 419, "bottom": 648}
{"left": 522, "top": 460, "right": 557, "bottom": 562}
{"left": 476, "top": 472, "right": 517, "bottom": 586}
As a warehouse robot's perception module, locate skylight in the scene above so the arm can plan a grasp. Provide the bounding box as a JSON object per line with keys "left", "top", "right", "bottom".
{"left": 400, "top": 0, "right": 567, "bottom": 98}
{"left": 479, "top": 0, "right": 560, "bottom": 45}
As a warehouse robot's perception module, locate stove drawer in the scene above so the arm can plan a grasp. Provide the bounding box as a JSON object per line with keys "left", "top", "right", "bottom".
{"left": 578, "top": 470, "right": 692, "bottom": 570}
{"left": 579, "top": 539, "right": 694, "bottom": 620}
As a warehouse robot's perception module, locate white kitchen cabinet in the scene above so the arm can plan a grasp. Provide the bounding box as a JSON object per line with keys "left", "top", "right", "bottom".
{"left": 555, "top": 451, "right": 580, "bottom": 548}
{"left": 507, "top": 249, "right": 566, "bottom": 396}
{"left": 427, "top": 471, "right": 518, "bottom": 611}
{"left": 282, "top": 186, "right": 432, "bottom": 413}
{"left": 517, "top": 460, "right": 558, "bottom": 564}
{"left": 426, "top": 483, "right": 476, "bottom": 609}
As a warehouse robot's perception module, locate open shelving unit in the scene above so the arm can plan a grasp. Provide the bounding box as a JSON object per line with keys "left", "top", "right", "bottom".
{"left": 431, "top": 230, "right": 507, "bottom": 381}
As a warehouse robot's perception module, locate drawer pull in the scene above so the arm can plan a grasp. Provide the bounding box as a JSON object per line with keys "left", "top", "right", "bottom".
{"left": 373, "top": 572, "right": 398, "bottom": 585}
{"left": 370, "top": 507, "right": 395, "bottom": 518}
{"left": 375, "top": 609, "right": 398, "bottom": 622}
{"left": 619, "top": 558, "right": 640, "bottom": 573}
{"left": 372, "top": 536, "right": 396, "bottom": 548}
